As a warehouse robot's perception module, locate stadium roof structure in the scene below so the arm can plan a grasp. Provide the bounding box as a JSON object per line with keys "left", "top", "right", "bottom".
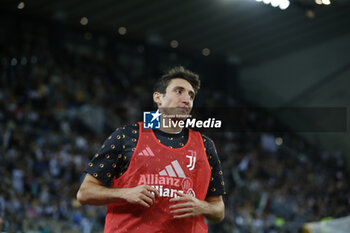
{"left": 2, "top": 0, "right": 350, "bottom": 65}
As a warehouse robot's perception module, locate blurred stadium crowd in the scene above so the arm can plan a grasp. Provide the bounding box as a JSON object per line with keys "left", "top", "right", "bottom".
{"left": 1, "top": 16, "right": 349, "bottom": 233}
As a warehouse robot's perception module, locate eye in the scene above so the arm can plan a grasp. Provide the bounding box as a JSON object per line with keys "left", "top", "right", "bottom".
{"left": 175, "top": 89, "right": 182, "bottom": 94}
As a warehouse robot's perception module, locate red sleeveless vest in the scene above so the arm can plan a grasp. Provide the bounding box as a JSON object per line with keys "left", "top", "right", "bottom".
{"left": 104, "top": 123, "right": 211, "bottom": 233}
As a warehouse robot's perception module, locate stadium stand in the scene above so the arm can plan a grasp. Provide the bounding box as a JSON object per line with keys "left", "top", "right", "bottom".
{"left": 1, "top": 16, "right": 349, "bottom": 233}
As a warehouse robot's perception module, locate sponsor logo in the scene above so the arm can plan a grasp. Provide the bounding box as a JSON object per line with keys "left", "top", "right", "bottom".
{"left": 186, "top": 150, "right": 196, "bottom": 171}
{"left": 138, "top": 160, "right": 196, "bottom": 198}
{"left": 159, "top": 160, "right": 186, "bottom": 178}
{"left": 138, "top": 174, "right": 181, "bottom": 187}
{"left": 138, "top": 147, "right": 155, "bottom": 156}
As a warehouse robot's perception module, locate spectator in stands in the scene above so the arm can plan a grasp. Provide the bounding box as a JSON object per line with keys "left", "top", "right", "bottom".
{"left": 1, "top": 18, "right": 349, "bottom": 233}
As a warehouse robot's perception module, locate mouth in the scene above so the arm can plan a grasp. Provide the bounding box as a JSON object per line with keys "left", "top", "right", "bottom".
{"left": 178, "top": 106, "right": 190, "bottom": 111}
{"left": 161, "top": 107, "right": 191, "bottom": 117}
{"left": 176, "top": 107, "right": 191, "bottom": 116}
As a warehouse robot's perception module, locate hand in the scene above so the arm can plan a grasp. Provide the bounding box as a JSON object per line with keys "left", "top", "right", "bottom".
{"left": 122, "top": 185, "right": 159, "bottom": 208}
{"left": 169, "top": 191, "right": 208, "bottom": 218}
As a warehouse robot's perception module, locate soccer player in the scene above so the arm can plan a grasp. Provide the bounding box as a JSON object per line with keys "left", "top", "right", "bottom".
{"left": 77, "top": 66, "right": 225, "bottom": 233}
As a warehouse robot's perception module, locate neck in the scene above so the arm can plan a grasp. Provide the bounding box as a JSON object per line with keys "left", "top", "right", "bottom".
{"left": 159, "top": 126, "right": 183, "bottom": 134}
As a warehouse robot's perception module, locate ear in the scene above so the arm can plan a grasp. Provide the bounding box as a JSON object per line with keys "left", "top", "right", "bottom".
{"left": 153, "top": 92, "right": 162, "bottom": 107}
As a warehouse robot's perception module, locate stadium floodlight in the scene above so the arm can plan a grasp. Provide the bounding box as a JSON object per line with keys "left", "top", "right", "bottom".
{"left": 80, "top": 17, "right": 88, "bottom": 25}
{"left": 170, "top": 40, "right": 179, "bottom": 48}
{"left": 275, "top": 137, "right": 283, "bottom": 146}
{"left": 255, "top": 0, "right": 290, "bottom": 10}
{"left": 202, "top": 48, "right": 210, "bottom": 56}
{"left": 279, "top": 0, "right": 290, "bottom": 10}
{"left": 11, "top": 58, "right": 18, "bottom": 66}
{"left": 315, "top": 0, "right": 322, "bottom": 4}
{"left": 322, "top": 0, "right": 331, "bottom": 5}
{"left": 118, "top": 27, "right": 127, "bottom": 35}
{"left": 271, "top": 0, "right": 280, "bottom": 7}
{"left": 17, "top": 2, "right": 25, "bottom": 9}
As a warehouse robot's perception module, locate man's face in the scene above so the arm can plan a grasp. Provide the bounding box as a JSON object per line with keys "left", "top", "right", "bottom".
{"left": 154, "top": 78, "right": 195, "bottom": 117}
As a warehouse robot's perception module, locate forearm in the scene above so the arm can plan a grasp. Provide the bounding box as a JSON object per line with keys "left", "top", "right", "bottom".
{"left": 77, "top": 183, "right": 126, "bottom": 206}
{"left": 202, "top": 197, "right": 225, "bottom": 223}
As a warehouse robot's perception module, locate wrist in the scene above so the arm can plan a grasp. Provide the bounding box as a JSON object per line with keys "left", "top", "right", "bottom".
{"left": 200, "top": 200, "right": 211, "bottom": 216}
{"left": 113, "top": 187, "right": 128, "bottom": 202}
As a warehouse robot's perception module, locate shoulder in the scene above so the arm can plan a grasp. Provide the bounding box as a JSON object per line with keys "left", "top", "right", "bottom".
{"left": 189, "top": 129, "right": 216, "bottom": 148}
{"left": 198, "top": 133, "right": 218, "bottom": 157}
{"left": 98, "top": 123, "right": 140, "bottom": 153}
{"left": 115, "top": 122, "right": 139, "bottom": 132}
{"left": 200, "top": 134, "right": 216, "bottom": 148}
{"left": 113, "top": 123, "right": 140, "bottom": 137}
{"left": 102, "top": 123, "right": 140, "bottom": 145}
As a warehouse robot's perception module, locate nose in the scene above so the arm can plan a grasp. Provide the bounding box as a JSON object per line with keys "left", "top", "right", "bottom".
{"left": 181, "top": 94, "right": 191, "bottom": 106}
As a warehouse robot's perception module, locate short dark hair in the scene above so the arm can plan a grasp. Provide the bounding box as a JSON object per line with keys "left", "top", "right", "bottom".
{"left": 153, "top": 66, "right": 200, "bottom": 95}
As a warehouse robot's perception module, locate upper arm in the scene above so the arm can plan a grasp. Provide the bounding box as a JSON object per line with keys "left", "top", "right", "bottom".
{"left": 82, "top": 173, "right": 105, "bottom": 187}
{"left": 84, "top": 128, "right": 126, "bottom": 185}
{"left": 77, "top": 173, "right": 105, "bottom": 203}
{"left": 202, "top": 135, "right": 226, "bottom": 197}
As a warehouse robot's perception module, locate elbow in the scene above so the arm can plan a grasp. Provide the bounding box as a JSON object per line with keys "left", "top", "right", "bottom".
{"left": 215, "top": 205, "right": 225, "bottom": 223}
{"left": 218, "top": 209, "right": 225, "bottom": 222}
{"left": 212, "top": 210, "right": 225, "bottom": 223}
{"left": 76, "top": 188, "right": 88, "bottom": 205}
{"left": 208, "top": 215, "right": 224, "bottom": 224}
{"left": 206, "top": 205, "right": 225, "bottom": 223}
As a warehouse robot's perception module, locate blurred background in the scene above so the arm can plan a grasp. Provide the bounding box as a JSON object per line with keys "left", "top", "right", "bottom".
{"left": 1, "top": 0, "right": 350, "bottom": 232}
